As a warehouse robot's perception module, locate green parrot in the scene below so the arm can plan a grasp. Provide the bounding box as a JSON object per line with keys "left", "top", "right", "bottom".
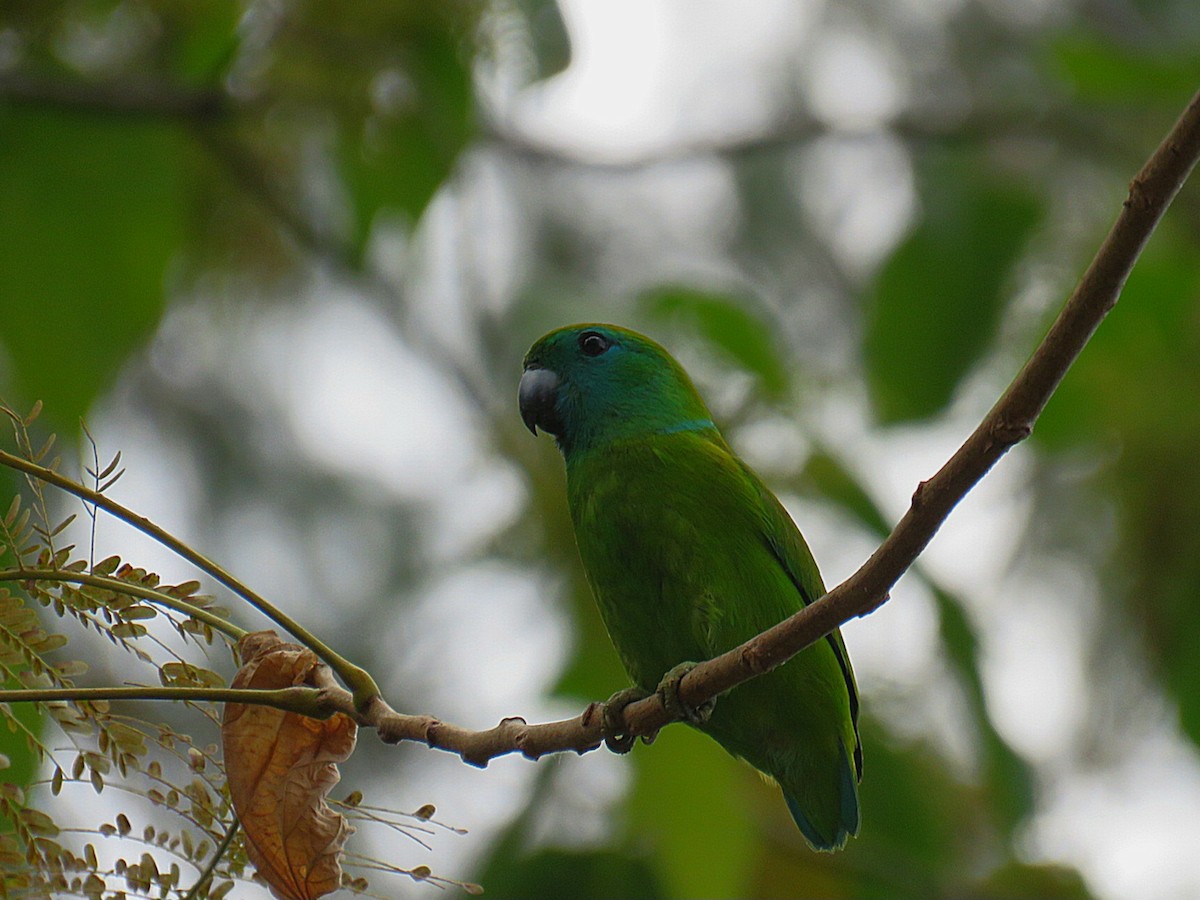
{"left": 519, "top": 323, "right": 861, "bottom": 850}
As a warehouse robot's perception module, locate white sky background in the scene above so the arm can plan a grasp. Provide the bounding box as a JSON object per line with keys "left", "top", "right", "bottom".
{"left": 56, "top": 1, "right": 1200, "bottom": 897}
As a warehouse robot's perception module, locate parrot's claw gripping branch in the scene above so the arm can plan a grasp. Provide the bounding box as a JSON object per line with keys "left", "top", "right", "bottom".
{"left": 657, "top": 662, "right": 715, "bottom": 726}
{"left": 601, "top": 687, "right": 654, "bottom": 753}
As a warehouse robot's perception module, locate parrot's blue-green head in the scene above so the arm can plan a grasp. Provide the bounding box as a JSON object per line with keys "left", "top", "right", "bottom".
{"left": 520, "top": 324, "right": 717, "bottom": 457}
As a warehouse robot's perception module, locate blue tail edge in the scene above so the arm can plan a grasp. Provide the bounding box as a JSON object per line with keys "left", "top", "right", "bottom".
{"left": 784, "top": 748, "right": 860, "bottom": 852}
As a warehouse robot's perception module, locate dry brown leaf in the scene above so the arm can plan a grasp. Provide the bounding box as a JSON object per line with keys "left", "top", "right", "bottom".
{"left": 222, "top": 631, "right": 357, "bottom": 900}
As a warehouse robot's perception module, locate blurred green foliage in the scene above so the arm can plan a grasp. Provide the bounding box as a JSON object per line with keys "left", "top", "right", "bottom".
{"left": 1040, "top": 223, "right": 1200, "bottom": 746}
{"left": 865, "top": 155, "right": 1042, "bottom": 423}
{"left": 2, "top": 1, "right": 1199, "bottom": 898}
{"left": 0, "top": 109, "right": 185, "bottom": 424}
{"left": 643, "top": 286, "right": 791, "bottom": 401}
{"left": 0, "top": 0, "right": 477, "bottom": 426}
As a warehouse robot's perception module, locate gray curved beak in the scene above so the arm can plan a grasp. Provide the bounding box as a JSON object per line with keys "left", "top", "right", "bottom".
{"left": 519, "top": 367, "right": 562, "bottom": 436}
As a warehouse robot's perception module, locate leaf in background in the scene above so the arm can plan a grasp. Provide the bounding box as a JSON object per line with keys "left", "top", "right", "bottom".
{"left": 756, "top": 720, "right": 1094, "bottom": 899}
{"left": 222, "top": 631, "right": 357, "bottom": 900}
{"left": 976, "top": 860, "right": 1092, "bottom": 899}
{"left": 0, "top": 107, "right": 184, "bottom": 427}
{"left": 931, "top": 586, "right": 1035, "bottom": 832}
{"left": 800, "top": 449, "right": 892, "bottom": 538}
{"left": 0, "top": 512, "right": 41, "bottom": 799}
{"left": 323, "top": 7, "right": 478, "bottom": 258}
{"left": 0, "top": 678, "right": 42, "bottom": 827}
{"left": 628, "top": 726, "right": 754, "bottom": 899}
{"left": 865, "top": 157, "right": 1041, "bottom": 424}
{"left": 155, "top": 1, "right": 244, "bottom": 83}
{"left": 642, "top": 286, "right": 790, "bottom": 400}
{"left": 472, "top": 757, "right": 664, "bottom": 899}
{"left": 1050, "top": 34, "right": 1200, "bottom": 104}
{"left": 1037, "top": 224, "right": 1200, "bottom": 749}
{"left": 478, "top": 846, "right": 665, "bottom": 900}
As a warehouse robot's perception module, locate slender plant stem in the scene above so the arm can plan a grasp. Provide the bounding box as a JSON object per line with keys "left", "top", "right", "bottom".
{"left": 0, "top": 448, "right": 380, "bottom": 704}
{"left": 0, "top": 684, "right": 335, "bottom": 716}
{"left": 0, "top": 568, "right": 246, "bottom": 639}
{"left": 184, "top": 819, "right": 241, "bottom": 900}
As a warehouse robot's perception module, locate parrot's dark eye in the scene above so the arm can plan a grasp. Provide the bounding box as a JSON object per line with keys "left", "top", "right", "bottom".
{"left": 579, "top": 331, "right": 612, "bottom": 357}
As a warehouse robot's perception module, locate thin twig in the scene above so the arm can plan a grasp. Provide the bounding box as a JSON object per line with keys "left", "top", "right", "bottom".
{"left": 0, "top": 684, "right": 333, "bottom": 716}
{"left": 184, "top": 819, "right": 241, "bottom": 900}
{"left": 0, "top": 568, "right": 246, "bottom": 639}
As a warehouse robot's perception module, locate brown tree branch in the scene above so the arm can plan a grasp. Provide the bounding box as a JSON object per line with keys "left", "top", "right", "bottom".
{"left": 340, "top": 88, "right": 1200, "bottom": 766}
{"left": 3, "top": 71, "right": 1197, "bottom": 769}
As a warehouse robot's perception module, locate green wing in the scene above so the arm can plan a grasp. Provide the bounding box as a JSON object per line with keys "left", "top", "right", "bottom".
{"left": 568, "top": 431, "right": 862, "bottom": 848}
{"left": 746, "top": 463, "right": 863, "bottom": 781}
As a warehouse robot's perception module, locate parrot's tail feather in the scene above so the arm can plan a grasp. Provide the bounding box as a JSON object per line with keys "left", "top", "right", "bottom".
{"left": 785, "top": 793, "right": 840, "bottom": 851}
{"left": 784, "top": 745, "right": 860, "bottom": 852}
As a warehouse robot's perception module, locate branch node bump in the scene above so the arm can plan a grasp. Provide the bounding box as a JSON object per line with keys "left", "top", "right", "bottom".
{"left": 991, "top": 419, "right": 1033, "bottom": 447}
{"left": 580, "top": 701, "right": 603, "bottom": 728}
{"left": 739, "top": 641, "right": 770, "bottom": 675}
{"left": 1126, "top": 175, "right": 1150, "bottom": 209}
{"left": 463, "top": 749, "right": 490, "bottom": 769}
{"left": 857, "top": 591, "right": 890, "bottom": 618}
{"left": 374, "top": 718, "right": 401, "bottom": 744}
{"left": 911, "top": 479, "right": 931, "bottom": 506}
{"left": 422, "top": 718, "right": 442, "bottom": 747}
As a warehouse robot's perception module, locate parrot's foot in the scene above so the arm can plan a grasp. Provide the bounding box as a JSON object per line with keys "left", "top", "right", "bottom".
{"left": 657, "top": 662, "right": 714, "bottom": 725}
{"left": 602, "top": 687, "right": 651, "bottom": 754}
